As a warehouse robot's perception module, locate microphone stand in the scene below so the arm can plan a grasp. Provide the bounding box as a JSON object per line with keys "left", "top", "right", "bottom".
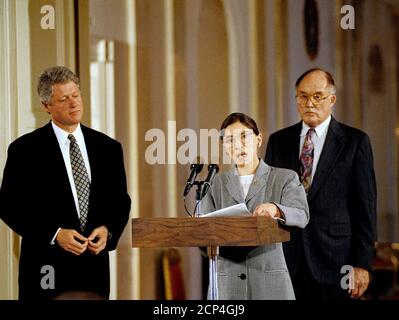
{"left": 192, "top": 181, "right": 219, "bottom": 300}
{"left": 192, "top": 181, "right": 203, "bottom": 218}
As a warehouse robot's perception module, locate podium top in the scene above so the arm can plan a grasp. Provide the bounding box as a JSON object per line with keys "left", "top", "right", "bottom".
{"left": 132, "top": 216, "right": 289, "bottom": 248}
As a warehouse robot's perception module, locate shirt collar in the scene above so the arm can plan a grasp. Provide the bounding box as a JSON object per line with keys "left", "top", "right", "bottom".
{"left": 51, "top": 122, "right": 84, "bottom": 148}
{"left": 300, "top": 115, "right": 331, "bottom": 138}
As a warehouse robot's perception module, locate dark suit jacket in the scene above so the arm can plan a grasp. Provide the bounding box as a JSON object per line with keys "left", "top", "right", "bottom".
{"left": 0, "top": 122, "right": 131, "bottom": 299}
{"left": 265, "top": 116, "right": 377, "bottom": 284}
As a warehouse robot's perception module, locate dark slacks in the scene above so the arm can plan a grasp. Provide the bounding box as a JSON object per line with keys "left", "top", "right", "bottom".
{"left": 292, "top": 258, "right": 350, "bottom": 301}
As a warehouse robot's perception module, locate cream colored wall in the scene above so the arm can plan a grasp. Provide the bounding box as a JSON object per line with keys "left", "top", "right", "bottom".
{"left": 136, "top": 0, "right": 177, "bottom": 299}
{"left": 88, "top": 0, "right": 137, "bottom": 300}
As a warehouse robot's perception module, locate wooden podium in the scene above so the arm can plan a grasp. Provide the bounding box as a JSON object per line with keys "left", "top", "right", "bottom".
{"left": 132, "top": 216, "right": 290, "bottom": 299}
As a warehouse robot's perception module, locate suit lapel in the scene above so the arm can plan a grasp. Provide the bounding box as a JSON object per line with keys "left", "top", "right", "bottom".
{"left": 307, "top": 117, "right": 346, "bottom": 201}
{"left": 245, "top": 160, "right": 270, "bottom": 203}
{"left": 288, "top": 123, "right": 302, "bottom": 175}
{"left": 42, "top": 122, "right": 79, "bottom": 219}
{"left": 225, "top": 167, "right": 245, "bottom": 203}
{"left": 42, "top": 122, "right": 71, "bottom": 183}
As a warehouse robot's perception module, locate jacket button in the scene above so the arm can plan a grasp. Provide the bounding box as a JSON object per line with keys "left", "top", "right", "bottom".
{"left": 239, "top": 273, "right": 246, "bottom": 280}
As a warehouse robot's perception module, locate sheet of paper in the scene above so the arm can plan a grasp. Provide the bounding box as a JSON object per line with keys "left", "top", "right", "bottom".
{"left": 200, "top": 203, "right": 251, "bottom": 217}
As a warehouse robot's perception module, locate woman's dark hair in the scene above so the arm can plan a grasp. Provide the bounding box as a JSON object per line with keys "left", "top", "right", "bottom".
{"left": 220, "top": 113, "right": 260, "bottom": 139}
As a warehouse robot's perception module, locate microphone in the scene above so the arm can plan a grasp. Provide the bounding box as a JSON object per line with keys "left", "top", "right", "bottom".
{"left": 201, "top": 164, "right": 219, "bottom": 198}
{"left": 183, "top": 163, "right": 204, "bottom": 197}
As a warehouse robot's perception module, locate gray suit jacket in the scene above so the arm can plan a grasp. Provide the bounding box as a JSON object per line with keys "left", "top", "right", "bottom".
{"left": 200, "top": 160, "right": 309, "bottom": 300}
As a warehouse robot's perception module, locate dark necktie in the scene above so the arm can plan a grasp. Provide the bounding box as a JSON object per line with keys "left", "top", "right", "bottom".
{"left": 300, "top": 128, "right": 314, "bottom": 193}
{"left": 68, "top": 134, "right": 90, "bottom": 232}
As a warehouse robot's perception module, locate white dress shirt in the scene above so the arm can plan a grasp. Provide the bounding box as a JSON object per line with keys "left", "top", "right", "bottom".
{"left": 239, "top": 174, "right": 254, "bottom": 198}
{"left": 299, "top": 115, "right": 331, "bottom": 182}
{"left": 50, "top": 122, "right": 91, "bottom": 244}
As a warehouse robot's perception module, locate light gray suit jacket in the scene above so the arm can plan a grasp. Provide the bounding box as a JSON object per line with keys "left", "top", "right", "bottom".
{"left": 200, "top": 160, "right": 309, "bottom": 300}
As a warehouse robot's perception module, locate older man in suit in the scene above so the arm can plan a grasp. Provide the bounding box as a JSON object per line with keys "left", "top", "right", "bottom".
{"left": 0, "top": 66, "right": 131, "bottom": 300}
{"left": 265, "top": 68, "right": 377, "bottom": 300}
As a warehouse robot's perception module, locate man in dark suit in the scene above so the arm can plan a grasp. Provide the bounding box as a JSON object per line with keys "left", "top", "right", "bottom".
{"left": 0, "top": 66, "right": 131, "bottom": 300}
{"left": 265, "top": 68, "right": 376, "bottom": 300}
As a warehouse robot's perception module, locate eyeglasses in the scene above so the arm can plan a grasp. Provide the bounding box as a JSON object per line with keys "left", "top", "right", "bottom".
{"left": 222, "top": 131, "right": 254, "bottom": 146}
{"left": 295, "top": 93, "right": 332, "bottom": 105}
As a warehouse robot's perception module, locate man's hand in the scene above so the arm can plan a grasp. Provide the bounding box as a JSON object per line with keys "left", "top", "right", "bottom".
{"left": 349, "top": 267, "right": 370, "bottom": 299}
{"left": 87, "top": 226, "right": 108, "bottom": 255}
{"left": 56, "top": 229, "right": 88, "bottom": 255}
{"left": 253, "top": 203, "right": 281, "bottom": 219}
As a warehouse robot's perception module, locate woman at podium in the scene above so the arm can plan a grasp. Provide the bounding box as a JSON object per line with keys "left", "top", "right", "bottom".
{"left": 200, "top": 112, "right": 309, "bottom": 299}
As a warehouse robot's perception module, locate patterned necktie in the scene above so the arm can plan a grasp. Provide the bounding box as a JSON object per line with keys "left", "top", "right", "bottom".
{"left": 68, "top": 134, "right": 90, "bottom": 232}
{"left": 300, "top": 128, "right": 315, "bottom": 193}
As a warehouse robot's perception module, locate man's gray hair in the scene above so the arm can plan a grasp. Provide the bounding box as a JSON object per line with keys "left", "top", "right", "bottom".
{"left": 37, "top": 66, "right": 80, "bottom": 104}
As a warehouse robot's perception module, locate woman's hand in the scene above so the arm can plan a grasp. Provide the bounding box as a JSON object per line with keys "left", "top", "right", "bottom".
{"left": 252, "top": 203, "right": 281, "bottom": 219}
